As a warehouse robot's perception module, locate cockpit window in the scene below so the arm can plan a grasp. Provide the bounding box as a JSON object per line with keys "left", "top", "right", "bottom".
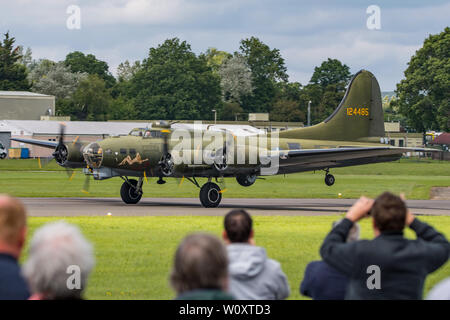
{"left": 143, "top": 130, "right": 163, "bottom": 138}
{"left": 129, "top": 128, "right": 145, "bottom": 136}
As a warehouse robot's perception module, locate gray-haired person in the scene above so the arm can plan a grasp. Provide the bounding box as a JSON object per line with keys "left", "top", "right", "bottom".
{"left": 23, "top": 221, "right": 95, "bottom": 300}
{"left": 300, "top": 219, "right": 360, "bottom": 300}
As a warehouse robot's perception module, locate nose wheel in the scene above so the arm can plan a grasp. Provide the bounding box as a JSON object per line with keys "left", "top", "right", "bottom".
{"left": 199, "top": 182, "right": 222, "bottom": 208}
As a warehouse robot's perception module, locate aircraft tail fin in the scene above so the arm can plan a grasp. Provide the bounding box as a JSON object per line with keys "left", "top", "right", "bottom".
{"left": 279, "top": 70, "right": 385, "bottom": 142}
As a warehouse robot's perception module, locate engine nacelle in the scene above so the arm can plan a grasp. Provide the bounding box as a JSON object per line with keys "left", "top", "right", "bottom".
{"left": 54, "top": 143, "right": 85, "bottom": 168}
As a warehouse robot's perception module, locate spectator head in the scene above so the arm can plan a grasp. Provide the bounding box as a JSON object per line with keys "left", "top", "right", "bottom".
{"left": 0, "top": 195, "right": 27, "bottom": 258}
{"left": 223, "top": 209, "right": 254, "bottom": 244}
{"left": 22, "top": 221, "right": 94, "bottom": 300}
{"left": 371, "top": 192, "right": 407, "bottom": 233}
{"left": 333, "top": 219, "right": 360, "bottom": 242}
{"left": 170, "top": 233, "right": 228, "bottom": 295}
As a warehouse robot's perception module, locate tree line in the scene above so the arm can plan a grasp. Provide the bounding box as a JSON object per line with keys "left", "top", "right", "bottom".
{"left": 0, "top": 28, "right": 448, "bottom": 132}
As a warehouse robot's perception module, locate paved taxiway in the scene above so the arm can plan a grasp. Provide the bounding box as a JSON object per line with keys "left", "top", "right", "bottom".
{"left": 20, "top": 197, "right": 450, "bottom": 217}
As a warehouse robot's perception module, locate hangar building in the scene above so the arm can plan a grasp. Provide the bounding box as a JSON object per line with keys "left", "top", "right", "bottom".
{"left": 0, "top": 91, "right": 55, "bottom": 120}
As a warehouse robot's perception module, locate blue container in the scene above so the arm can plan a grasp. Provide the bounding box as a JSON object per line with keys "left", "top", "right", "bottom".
{"left": 20, "top": 148, "right": 29, "bottom": 159}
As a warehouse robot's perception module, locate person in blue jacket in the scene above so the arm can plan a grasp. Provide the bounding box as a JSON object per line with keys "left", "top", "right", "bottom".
{"left": 300, "top": 219, "right": 360, "bottom": 300}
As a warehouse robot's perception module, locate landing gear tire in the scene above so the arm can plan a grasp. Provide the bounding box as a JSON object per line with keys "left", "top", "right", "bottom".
{"left": 236, "top": 174, "right": 256, "bottom": 187}
{"left": 325, "top": 174, "right": 335, "bottom": 186}
{"left": 199, "top": 182, "right": 222, "bottom": 208}
{"left": 120, "top": 179, "right": 142, "bottom": 204}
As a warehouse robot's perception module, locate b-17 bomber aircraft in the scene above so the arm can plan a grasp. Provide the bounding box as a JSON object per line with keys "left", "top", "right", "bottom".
{"left": 12, "top": 70, "right": 431, "bottom": 207}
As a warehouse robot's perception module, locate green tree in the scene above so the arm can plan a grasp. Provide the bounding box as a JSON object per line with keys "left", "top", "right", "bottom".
{"left": 310, "top": 58, "right": 351, "bottom": 88}
{"left": 239, "top": 37, "right": 288, "bottom": 113}
{"left": 276, "top": 81, "right": 303, "bottom": 101}
{"left": 64, "top": 51, "right": 116, "bottom": 87}
{"left": 108, "top": 96, "right": 136, "bottom": 120}
{"left": 204, "top": 48, "right": 232, "bottom": 73}
{"left": 304, "top": 58, "right": 351, "bottom": 123}
{"left": 71, "top": 74, "right": 111, "bottom": 120}
{"left": 131, "top": 38, "right": 221, "bottom": 120}
{"left": 17, "top": 46, "right": 33, "bottom": 69}
{"left": 29, "top": 60, "right": 87, "bottom": 100}
{"left": 116, "top": 60, "right": 141, "bottom": 82}
{"left": 396, "top": 27, "right": 450, "bottom": 132}
{"left": 0, "top": 32, "right": 30, "bottom": 90}
{"left": 219, "top": 102, "right": 243, "bottom": 121}
{"left": 218, "top": 55, "right": 253, "bottom": 104}
{"left": 270, "top": 99, "right": 305, "bottom": 122}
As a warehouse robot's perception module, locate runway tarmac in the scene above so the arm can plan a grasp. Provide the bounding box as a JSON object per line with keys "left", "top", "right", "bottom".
{"left": 20, "top": 197, "right": 450, "bottom": 217}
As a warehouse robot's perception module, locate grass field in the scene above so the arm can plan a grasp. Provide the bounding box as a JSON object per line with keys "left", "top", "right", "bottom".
{"left": 23, "top": 215, "right": 450, "bottom": 300}
{"left": 1, "top": 158, "right": 450, "bottom": 199}
{"left": 4, "top": 158, "right": 450, "bottom": 300}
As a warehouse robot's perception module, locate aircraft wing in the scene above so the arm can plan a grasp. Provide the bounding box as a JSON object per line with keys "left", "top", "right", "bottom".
{"left": 273, "top": 146, "right": 434, "bottom": 174}
{"left": 10, "top": 137, "right": 58, "bottom": 149}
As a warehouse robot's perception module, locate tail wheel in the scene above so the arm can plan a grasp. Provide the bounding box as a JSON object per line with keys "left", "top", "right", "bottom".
{"left": 199, "top": 182, "right": 222, "bottom": 208}
{"left": 120, "top": 179, "right": 142, "bottom": 204}
{"left": 325, "top": 174, "right": 335, "bottom": 186}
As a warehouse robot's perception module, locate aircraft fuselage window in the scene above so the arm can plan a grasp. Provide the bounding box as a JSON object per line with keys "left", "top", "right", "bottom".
{"left": 120, "top": 148, "right": 127, "bottom": 155}
{"left": 288, "top": 143, "right": 301, "bottom": 150}
{"left": 151, "top": 131, "right": 162, "bottom": 138}
{"left": 129, "top": 148, "right": 136, "bottom": 155}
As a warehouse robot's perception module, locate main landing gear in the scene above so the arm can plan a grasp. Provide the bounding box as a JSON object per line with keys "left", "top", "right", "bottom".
{"left": 324, "top": 169, "right": 335, "bottom": 187}
{"left": 183, "top": 177, "right": 223, "bottom": 208}
{"left": 120, "top": 177, "right": 143, "bottom": 204}
{"left": 199, "top": 182, "right": 222, "bottom": 208}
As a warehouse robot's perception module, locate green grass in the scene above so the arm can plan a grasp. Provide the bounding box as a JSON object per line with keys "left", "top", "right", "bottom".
{"left": 1, "top": 158, "right": 449, "bottom": 199}
{"left": 23, "top": 215, "right": 450, "bottom": 300}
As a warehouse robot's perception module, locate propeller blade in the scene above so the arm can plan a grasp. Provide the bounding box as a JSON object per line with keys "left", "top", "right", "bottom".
{"left": 66, "top": 168, "right": 75, "bottom": 180}
{"left": 82, "top": 175, "right": 90, "bottom": 194}
{"left": 58, "top": 122, "right": 66, "bottom": 147}
{"left": 178, "top": 176, "right": 185, "bottom": 187}
{"left": 38, "top": 156, "right": 54, "bottom": 168}
{"left": 161, "top": 129, "right": 170, "bottom": 156}
{"left": 216, "top": 177, "right": 228, "bottom": 193}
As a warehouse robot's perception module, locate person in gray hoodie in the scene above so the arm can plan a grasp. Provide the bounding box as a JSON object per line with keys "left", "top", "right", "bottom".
{"left": 222, "top": 209, "right": 290, "bottom": 300}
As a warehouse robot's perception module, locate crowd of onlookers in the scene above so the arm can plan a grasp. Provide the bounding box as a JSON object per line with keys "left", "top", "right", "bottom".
{"left": 0, "top": 192, "right": 449, "bottom": 300}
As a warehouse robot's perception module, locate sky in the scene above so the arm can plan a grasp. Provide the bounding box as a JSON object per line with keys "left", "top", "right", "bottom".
{"left": 1, "top": 0, "right": 449, "bottom": 91}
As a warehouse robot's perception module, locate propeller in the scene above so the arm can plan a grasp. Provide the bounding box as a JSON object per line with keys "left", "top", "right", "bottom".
{"left": 52, "top": 123, "right": 68, "bottom": 166}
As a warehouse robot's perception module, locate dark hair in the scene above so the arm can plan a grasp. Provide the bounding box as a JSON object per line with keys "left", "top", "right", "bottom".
{"left": 170, "top": 233, "right": 228, "bottom": 294}
{"left": 371, "top": 192, "right": 407, "bottom": 232}
{"left": 224, "top": 209, "right": 253, "bottom": 243}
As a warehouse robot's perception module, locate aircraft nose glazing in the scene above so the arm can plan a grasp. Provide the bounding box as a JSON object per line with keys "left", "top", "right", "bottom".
{"left": 83, "top": 142, "right": 104, "bottom": 168}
